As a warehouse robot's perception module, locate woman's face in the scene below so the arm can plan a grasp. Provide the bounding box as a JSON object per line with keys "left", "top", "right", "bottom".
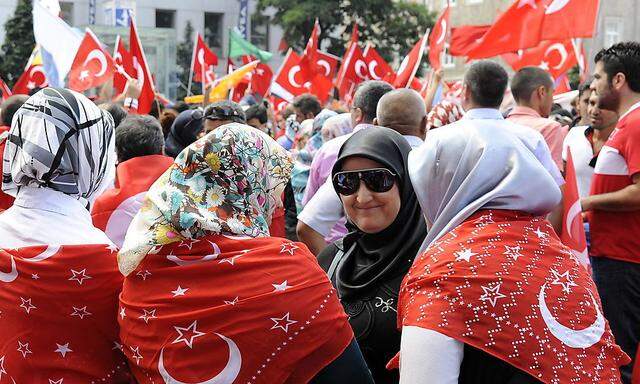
{"left": 338, "top": 156, "right": 401, "bottom": 234}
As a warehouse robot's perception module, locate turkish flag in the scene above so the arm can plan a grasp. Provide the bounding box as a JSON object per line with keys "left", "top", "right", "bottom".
{"left": 193, "top": 33, "right": 218, "bottom": 84}
{"left": 561, "top": 149, "right": 589, "bottom": 268}
{"left": 270, "top": 95, "right": 289, "bottom": 115}
{"left": 271, "top": 50, "right": 308, "bottom": 102}
{"left": 362, "top": 43, "right": 393, "bottom": 81}
{"left": 428, "top": 5, "right": 450, "bottom": 71}
{"left": 0, "top": 76, "right": 12, "bottom": 101}
{"left": 300, "top": 19, "right": 321, "bottom": 77}
{"left": 394, "top": 30, "right": 428, "bottom": 88}
{"left": 541, "top": 0, "right": 599, "bottom": 41}
{"left": 12, "top": 64, "right": 48, "bottom": 95}
{"left": 240, "top": 55, "right": 272, "bottom": 98}
{"left": 68, "top": 30, "right": 117, "bottom": 92}
{"left": 113, "top": 35, "right": 134, "bottom": 95}
{"left": 129, "top": 19, "right": 156, "bottom": 114}
{"left": 449, "top": 25, "right": 490, "bottom": 56}
{"left": 465, "top": 0, "right": 546, "bottom": 59}
{"left": 336, "top": 43, "right": 368, "bottom": 101}
{"left": 502, "top": 39, "right": 577, "bottom": 79}
{"left": 226, "top": 59, "right": 249, "bottom": 103}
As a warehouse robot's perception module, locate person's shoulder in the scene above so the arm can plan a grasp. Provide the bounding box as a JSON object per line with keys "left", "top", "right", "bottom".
{"left": 316, "top": 240, "right": 341, "bottom": 272}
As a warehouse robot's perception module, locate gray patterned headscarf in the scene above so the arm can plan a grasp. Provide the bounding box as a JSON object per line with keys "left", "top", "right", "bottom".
{"left": 1, "top": 88, "right": 116, "bottom": 207}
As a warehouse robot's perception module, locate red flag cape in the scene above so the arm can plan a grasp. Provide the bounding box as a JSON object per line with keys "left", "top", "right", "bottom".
{"left": 502, "top": 39, "right": 577, "bottom": 80}
{"left": 0, "top": 244, "right": 130, "bottom": 382}
{"left": 92, "top": 155, "right": 173, "bottom": 248}
{"left": 396, "top": 210, "right": 629, "bottom": 382}
{"left": 68, "top": 30, "right": 117, "bottom": 92}
{"left": 119, "top": 234, "right": 353, "bottom": 383}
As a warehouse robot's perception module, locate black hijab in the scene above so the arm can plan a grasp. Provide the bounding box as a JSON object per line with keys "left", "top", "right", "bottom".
{"left": 165, "top": 109, "right": 204, "bottom": 158}
{"left": 332, "top": 126, "right": 427, "bottom": 299}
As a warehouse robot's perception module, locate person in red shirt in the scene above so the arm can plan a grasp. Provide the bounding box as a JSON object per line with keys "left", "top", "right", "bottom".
{"left": 582, "top": 41, "right": 640, "bottom": 383}
{"left": 92, "top": 115, "right": 174, "bottom": 248}
{"left": 0, "top": 95, "right": 28, "bottom": 211}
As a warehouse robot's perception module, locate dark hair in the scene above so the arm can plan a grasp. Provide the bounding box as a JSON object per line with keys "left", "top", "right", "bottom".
{"left": 165, "top": 109, "right": 205, "bottom": 158}
{"left": 594, "top": 42, "right": 640, "bottom": 93}
{"left": 578, "top": 79, "right": 593, "bottom": 98}
{"left": 148, "top": 99, "right": 163, "bottom": 119}
{"left": 245, "top": 103, "right": 268, "bottom": 124}
{"left": 204, "top": 100, "right": 246, "bottom": 123}
{"left": 172, "top": 101, "right": 190, "bottom": 113}
{"left": 0, "top": 95, "right": 29, "bottom": 126}
{"left": 292, "top": 93, "right": 322, "bottom": 117}
{"left": 99, "top": 102, "right": 127, "bottom": 128}
{"left": 464, "top": 61, "right": 509, "bottom": 108}
{"left": 159, "top": 109, "right": 178, "bottom": 138}
{"left": 115, "top": 115, "right": 164, "bottom": 163}
{"left": 511, "top": 67, "right": 554, "bottom": 103}
{"left": 353, "top": 80, "right": 394, "bottom": 123}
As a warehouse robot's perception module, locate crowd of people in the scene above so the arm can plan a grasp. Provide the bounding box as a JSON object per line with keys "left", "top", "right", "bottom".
{"left": 0, "top": 40, "right": 639, "bottom": 384}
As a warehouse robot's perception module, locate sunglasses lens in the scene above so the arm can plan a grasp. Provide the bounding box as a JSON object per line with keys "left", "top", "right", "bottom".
{"left": 334, "top": 173, "right": 359, "bottom": 195}
{"left": 362, "top": 169, "right": 395, "bottom": 193}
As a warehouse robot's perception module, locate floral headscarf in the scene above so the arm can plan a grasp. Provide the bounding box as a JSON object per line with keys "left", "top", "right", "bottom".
{"left": 426, "top": 99, "right": 465, "bottom": 131}
{"left": 118, "top": 123, "right": 293, "bottom": 275}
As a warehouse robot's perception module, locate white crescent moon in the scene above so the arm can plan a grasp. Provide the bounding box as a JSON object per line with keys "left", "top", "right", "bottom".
{"left": 368, "top": 61, "right": 382, "bottom": 80}
{"left": 287, "top": 65, "right": 303, "bottom": 88}
{"left": 317, "top": 59, "right": 331, "bottom": 77}
{"left": 24, "top": 245, "right": 60, "bottom": 263}
{"left": 167, "top": 243, "right": 221, "bottom": 266}
{"left": 133, "top": 57, "right": 145, "bottom": 87}
{"left": 0, "top": 255, "right": 17, "bottom": 283}
{"left": 354, "top": 60, "right": 368, "bottom": 80}
{"left": 114, "top": 51, "right": 123, "bottom": 65}
{"left": 83, "top": 49, "right": 108, "bottom": 77}
{"left": 436, "top": 19, "right": 447, "bottom": 45}
{"left": 538, "top": 282, "right": 605, "bottom": 348}
{"left": 222, "top": 234, "right": 253, "bottom": 240}
{"left": 546, "top": 0, "right": 571, "bottom": 14}
{"left": 565, "top": 200, "right": 582, "bottom": 244}
{"left": 544, "top": 43, "right": 568, "bottom": 70}
{"left": 158, "top": 333, "right": 242, "bottom": 384}
{"left": 198, "top": 48, "right": 205, "bottom": 65}
{"left": 397, "top": 55, "right": 410, "bottom": 76}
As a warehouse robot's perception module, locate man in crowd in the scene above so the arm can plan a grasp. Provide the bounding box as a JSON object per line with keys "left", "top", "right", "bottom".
{"left": 91, "top": 115, "right": 173, "bottom": 247}
{"left": 202, "top": 100, "right": 246, "bottom": 135}
{"left": 0, "top": 95, "right": 28, "bottom": 211}
{"left": 245, "top": 102, "right": 269, "bottom": 133}
{"left": 296, "top": 81, "right": 393, "bottom": 254}
{"left": 297, "top": 86, "right": 427, "bottom": 255}
{"left": 292, "top": 93, "right": 322, "bottom": 123}
{"left": 574, "top": 80, "right": 594, "bottom": 127}
{"left": 508, "top": 66, "right": 568, "bottom": 169}
{"left": 582, "top": 41, "right": 640, "bottom": 383}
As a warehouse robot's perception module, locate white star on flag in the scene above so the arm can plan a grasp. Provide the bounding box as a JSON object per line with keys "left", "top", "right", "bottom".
{"left": 19, "top": 297, "right": 36, "bottom": 314}
{"left": 31, "top": 273, "right": 39, "bottom": 280}
{"left": 49, "top": 379, "right": 64, "bottom": 384}
{"left": 106, "top": 244, "right": 118, "bottom": 253}
{"left": 480, "top": 283, "right": 507, "bottom": 307}
{"left": 138, "top": 309, "right": 157, "bottom": 324}
{"left": 539, "top": 61, "right": 550, "bottom": 70}
{"left": 272, "top": 280, "right": 292, "bottom": 292}
{"left": 0, "top": 356, "right": 5, "bottom": 381}
{"left": 17, "top": 341, "right": 32, "bottom": 358}
{"left": 172, "top": 320, "right": 206, "bottom": 349}
{"left": 218, "top": 255, "right": 241, "bottom": 265}
{"left": 113, "top": 341, "right": 123, "bottom": 351}
{"left": 70, "top": 306, "right": 92, "bottom": 319}
{"left": 54, "top": 342, "right": 72, "bottom": 357}
{"left": 27, "top": 81, "right": 36, "bottom": 90}
{"left": 120, "top": 307, "right": 126, "bottom": 319}
{"left": 136, "top": 270, "right": 152, "bottom": 280}
{"left": 79, "top": 70, "right": 89, "bottom": 80}
{"left": 224, "top": 296, "right": 239, "bottom": 306}
{"left": 518, "top": 0, "right": 537, "bottom": 8}
{"left": 178, "top": 239, "right": 200, "bottom": 250}
{"left": 503, "top": 245, "right": 524, "bottom": 261}
{"left": 533, "top": 227, "right": 548, "bottom": 239}
{"left": 171, "top": 286, "right": 189, "bottom": 297}
{"left": 270, "top": 312, "right": 298, "bottom": 333}
{"left": 129, "top": 346, "right": 143, "bottom": 365}
{"left": 68, "top": 268, "right": 92, "bottom": 285}
{"left": 280, "top": 242, "right": 299, "bottom": 255}
{"left": 551, "top": 269, "right": 578, "bottom": 294}
{"left": 455, "top": 248, "right": 477, "bottom": 262}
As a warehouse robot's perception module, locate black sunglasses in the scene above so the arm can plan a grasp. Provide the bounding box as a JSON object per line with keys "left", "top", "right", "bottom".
{"left": 332, "top": 168, "right": 397, "bottom": 196}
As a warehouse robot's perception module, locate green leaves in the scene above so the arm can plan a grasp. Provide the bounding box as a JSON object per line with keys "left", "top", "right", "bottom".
{"left": 0, "top": 0, "right": 36, "bottom": 86}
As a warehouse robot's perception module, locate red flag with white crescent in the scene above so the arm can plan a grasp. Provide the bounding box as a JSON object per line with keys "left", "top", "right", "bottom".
{"left": 129, "top": 19, "right": 156, "bottom": 114}
{"left": 394, "top": 30, "right": 429, "bottom": 88}
{"left": 12, "top": 64, "right": 48, "bottom": 95}
{"left": 541, "top": 0, "right": 599, "bottom": 41}
{"left": 336, "top": 43, "right": 368, "bottom": 101}
{"left": 271, "top": 49, "right": 308, "bottom": 102}
{"left": 113, "top": 35, "right": 134, "bottom": 95}
{"left": 362, "top": 43, "right": 393, "bottom": 81}
{"left": 449, "top": 25, "right": 490, "bottom": 56}
{"left": 193, "top": 33, "right": 218, "bottom": 84}
{"left": 502, "top": 39, "right": 577, "bottom": 80}
{"left": 428, "top": 5, "right": 450, "bottom": 71}
{"left": 561, "top": 148, "right": 589, "bottom": 268}
{"left": 68, "top": 30, "right": 117, "bottom": 92}
{"left": 241, "top": 55, "right": 272, "bottom": 98}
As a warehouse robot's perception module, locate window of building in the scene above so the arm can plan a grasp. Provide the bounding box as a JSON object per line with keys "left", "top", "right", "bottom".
{"left": 251, "top": 15, "right": 270, "bottom": 51}
{"left": 59, "top": 2, "right": 73, "bottom": 25}
{"left": 604, "top": 17, "right": 623, "bottom": 48}
{"left": 442, "top": 43, "right": 455, "bottom": 68}
{"left": 155, "top": 9, "right": 176, "bottom": 29}
{"left": 204, "top": 13, "right": 224, "bottom": 48}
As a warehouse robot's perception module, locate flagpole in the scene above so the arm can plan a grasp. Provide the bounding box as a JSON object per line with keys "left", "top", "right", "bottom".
{"left": 187, "top": 32, "right": 197, "bottom": 97}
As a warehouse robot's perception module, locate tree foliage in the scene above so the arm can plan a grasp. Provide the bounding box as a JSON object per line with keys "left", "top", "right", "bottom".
{"left": 176, "top": 20, "right": 194, "bottom": 100}
{"left": 0, "top": 0, "right": 35, "bottom": 87}
{"left": 257, "top": 0, "right": 434, "bottom": 63}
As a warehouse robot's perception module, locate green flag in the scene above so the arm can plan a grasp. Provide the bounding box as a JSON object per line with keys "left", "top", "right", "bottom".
{"left": 229, "top": 29, "right": 273, "bottom": 62}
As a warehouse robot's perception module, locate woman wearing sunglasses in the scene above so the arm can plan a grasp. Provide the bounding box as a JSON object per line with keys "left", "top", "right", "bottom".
{"left": 317, "top": 126, "right": 427, "bottom": 384}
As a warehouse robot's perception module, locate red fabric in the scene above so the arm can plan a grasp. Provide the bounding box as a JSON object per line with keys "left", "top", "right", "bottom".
{"left": 0, "top": 126, "right": 14, "bottom": 211}
{"left": 465, "top": 0, "right": 546, "bottom": 59}
{"left": 362, "top": 44, "right": 393, "bottom": 81}
{"left": 129, "top": 20, "right": 155, "bottom": 115}
{"left": 12, "top": 64, "right": 48, "bottom": 95}
{"left": 0, "top": 244, "right": 129, "bottom": 382}
{"left": 272, "top": 50, "right": 307, "bottom": 100}
{"left": 397, "top": 210, "right": 629, "bottom": 382}
{"left": 428, "top": 5, "right": 450, "bottom": 71}
{"left": 0, "top": 77, "right": 12, "bottom": 101}
{"left": 588, "top": 106, "right": 640, "bottom": 263}
{"left": 336, "top": 43, "right": 367, "bottom": 100}
{"left": 270, "top": 95, "right": 288, "bottom": 116}
{"left": 393, "top": 33, "right": 428, "bottom": 88}
{"left": 68, "top": 31, "right": 117, "bottom": 92}
{"left": 502, "top": 39, "right": 577, "bottom": 80}
{"left": 269, "top": 208, "right": 286, "bottom": 238}
{"left": 119, "top": 234, "right": 353, "bottom": 383}
{"left": 92, "top": 155, "right": 173, "bottom": 245}
{"left": 561, "top": 149, "right": 589, "bottom": 267}
{"left": 241, "top": 55, "right": 274, "bottom": 98}
{"left": 113, "top": 35, "right": 135, "bottom": 96}
{"left": 553, "top": 73, "right": 572, "bottom": 95}
{"left": 633, "top": 346, "right": 640, "bottom": 383}
{"left": 449, "top": 25, "right": 490, "bottom": 56}
{"left": 193, "top": 33, "right": 218, "bottom": 84}
{"left": 541, "top": 0, "right": 599, "bottom": 41}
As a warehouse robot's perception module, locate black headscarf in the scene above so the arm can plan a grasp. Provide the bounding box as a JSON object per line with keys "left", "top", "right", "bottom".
{"left": 332, "top": 126, "right": 427, "bottom": 299}
{"left": 165, "top": 109, "right": 204, "bottom": 158}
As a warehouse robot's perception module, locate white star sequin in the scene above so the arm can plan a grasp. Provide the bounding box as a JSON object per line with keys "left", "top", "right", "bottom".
{"left": 218, "top": 255, "right": 241, "bottom": 265}
{"left": 106, "top": 244, "right": 118, "bottom": 253}
{"left": 129, "top": 346, "right": 143, "bottom": 365}
{"left": 119, "top": 307, "right": 126, "bottom": 319}
{"left": 480, "top": 283, "right": 507, "bottom": 307}
{"left": 533, "top": 227, "right": 548, "bottom": 239}
{"left": 224, "top": 297, "right": 239, "bottom": 306}
{"left": 551, "top": 269, "right": 578, "bottom": 294}
{"left": 54, "top": 343, "right": 72, "bottom": 357}
{"left": 138, "top": 309, "right": 157, "bottom": 324}
{"left": 270, "top": 312, "right": 297, "bottom": 333}
{"left": 280, "top": 242, "right": 299, "bottom": 255}
{"left": 0, "top": 356, "right": 5, "bottom": 381}
{"left": 31, "top": 273, "right": 39, "bottom": 280}
{"left": 113, "top": 341, "right": 123, "bottom": 351}
{"left": 171, "top": 286, "right": 189, "bottom": 297}
{"left": 272, "top": 280, "right": 292, "bottom": 292}
{"left": 172, "top": 320, "right": 206, "bottom": 349}
{"left": 136, "top": 270, "right": 152, "bottom": 280}
{"left": 17, "top": 341, "right": 32, "bottom": 358}
{"left": 455, "top": 248, "right": 477, "bottom": 262}
{"left": 68, "top": 269, "right": 92, "bottom": 285}
{"left": 49, "top": 379, "right": 64, "bottom": 384}
{"left": 503, "top": 245, "right": 524, "bottom": 261}
{"left": 70, "top": 306, "right": 92, "bottom": 319}
{"left": 178, "top": 239, "right": 199, "bottom": 250}
{"left": 19, "top": 297, "right": 36, "bottom": 314}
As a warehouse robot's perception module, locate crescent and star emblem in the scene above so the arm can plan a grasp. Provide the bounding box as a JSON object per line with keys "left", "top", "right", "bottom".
{"left": 166, "top": 242, "right": 221, "bottom": 266}
{"left": 317, "top": 59, "right": 331, "bottom": 77}
{"left": 354, "top": 60, "right": 368, "bottom": 80}
{"left": 287, "top": 65, "right": 303, "bottom": 88}
{"left": 544, "top": 43, "right": 568, "bottom": 70}
{"left": 368, "top": 60, "right": 381, "bottom": 80}
{"left": 0, "top": 245, "right": 60, "bottom": 283}
{"left": 436, "top": 19, "right": 447, "bottom": 45}
{"left": 82, "top": 49, "right": 108, "bottom": 78}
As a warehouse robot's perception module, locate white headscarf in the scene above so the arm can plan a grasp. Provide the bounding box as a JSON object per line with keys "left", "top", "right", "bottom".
{"left": 409, "top": 122, "right": 561, "bottom": 253}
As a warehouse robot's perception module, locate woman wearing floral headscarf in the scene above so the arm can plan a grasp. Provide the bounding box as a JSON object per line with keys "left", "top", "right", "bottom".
{"left": 0, "top": 88, "right": 130, "bottom": 382}
{"left": 118, "top": 123, "right": 372, "bottom": 384}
